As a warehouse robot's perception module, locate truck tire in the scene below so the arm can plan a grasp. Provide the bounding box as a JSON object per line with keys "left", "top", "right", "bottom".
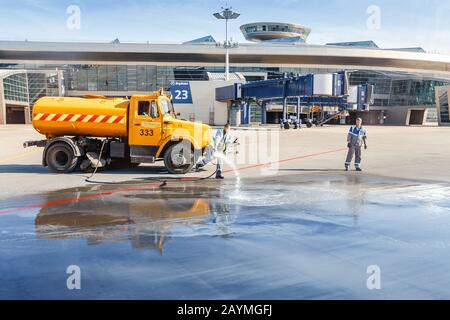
{"left": 164, "top": 142, "right": 195, "bottom": 175}
{"left": 46, "top": 142, "right": 79, "bottom": 173}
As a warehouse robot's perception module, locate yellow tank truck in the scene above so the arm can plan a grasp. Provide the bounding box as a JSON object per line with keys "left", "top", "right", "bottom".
{"left": 24, "top": 90, "right": 212, "bottom": 174}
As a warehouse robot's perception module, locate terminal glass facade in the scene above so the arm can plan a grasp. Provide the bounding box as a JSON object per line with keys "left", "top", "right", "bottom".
{"left": 244, "top": 24, "right": 308, "bottom": 35}
{"left": 3, "top": 73, "right": 28, "bottom": 103}
{"left": 67, "top": 65, "right": 186, "bottom": 92}
{"left": 348, "top": 70, "right": 448, "bottom": 107}
{"left": 241, "top": 23, "right": 310, "bottom": 42}
{"left": 1, "top": 63, "right": 449, "bottom": 111}
{"left": 27, "top": 73, "right": 51, "bottom": 105}
{"left": 437, "top": 89, "right": 449, "bottom": 124}
{"left": 1, "top": 71, "right": 60, "bottom": 124}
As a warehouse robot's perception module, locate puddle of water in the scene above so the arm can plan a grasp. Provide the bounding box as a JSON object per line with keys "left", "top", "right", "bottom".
{"left": 0, "top": 173, "right": 450, "bottom": 299}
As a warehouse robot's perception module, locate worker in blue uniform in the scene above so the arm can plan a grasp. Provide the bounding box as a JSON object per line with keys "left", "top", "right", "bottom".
{"left": 345, "top": 117, "right": 368, "bottom": 172}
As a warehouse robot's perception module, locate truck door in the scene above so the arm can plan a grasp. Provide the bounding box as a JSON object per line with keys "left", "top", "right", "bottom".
{"left": 129, "top": 99, "right": 162, "bottom": 147}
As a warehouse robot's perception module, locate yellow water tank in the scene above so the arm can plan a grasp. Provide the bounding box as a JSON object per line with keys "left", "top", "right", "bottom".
{"left": 32, "top": 96, "right": 129, "bottom": 139}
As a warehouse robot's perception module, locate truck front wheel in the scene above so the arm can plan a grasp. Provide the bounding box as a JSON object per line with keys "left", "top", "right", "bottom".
{"left": 46, "top": 142, "right": 79, "bottom": 173}
{"left": 164, "top": 142, "right": 195, "bottom": 175}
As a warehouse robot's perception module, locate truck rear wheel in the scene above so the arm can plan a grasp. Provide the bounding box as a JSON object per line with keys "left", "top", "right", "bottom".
{"left": 164, "top": 142, "right": 195, "bottom": 175}
{"left": 46, "top": 143, "right": 79, "bottom": 174}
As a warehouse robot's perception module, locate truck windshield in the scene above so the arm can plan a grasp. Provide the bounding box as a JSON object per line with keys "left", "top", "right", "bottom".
{"left": 160, "top": 98, "right": 176, "bottom": 118}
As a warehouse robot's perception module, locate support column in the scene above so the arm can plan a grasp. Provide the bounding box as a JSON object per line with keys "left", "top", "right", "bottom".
{"left": 24, "top": 106, "right": 31, "bottom": 124}
{"left": 282, "top": 97, "right": 288, "bottom": 122}
{"left": 261, "top": 102, "right": 267, "bottom": 125}
{"left": 241, "top": 101, "right": 250, "bottom": 125}
{"left": 0, "top": 78, "right": 5, "bottom": 125}
{"left": 232, "top": 102, "right": 242, "bottom": 127}
{"left": 240, "top": 102, "right": 245, "bottom": 125}
{"left": 296, "top": 97, "right": 301, "bottom": 122}
{"left": 57, "top": 68, "right": 66, "bottom": 97}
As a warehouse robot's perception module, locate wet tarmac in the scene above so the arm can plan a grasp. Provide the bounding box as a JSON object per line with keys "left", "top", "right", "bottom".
{"left": 1, "top": 172, "right": 450, "bottom": 299}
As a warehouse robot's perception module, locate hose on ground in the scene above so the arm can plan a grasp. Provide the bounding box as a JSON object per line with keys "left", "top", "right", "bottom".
{"left": 85, "top": 139, "right": 107, "bottom": 183}
{"left": 84, "top": 139, "right": 218, "bottom": 185}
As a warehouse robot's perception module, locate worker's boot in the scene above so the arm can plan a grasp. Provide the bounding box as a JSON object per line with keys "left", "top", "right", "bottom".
{"left": 345, "top": 165, "right": 349, "bottom": 172}
{"left": 195, "top": 161, "right": 206, "bottom": 172}
{"left": 356, "top": 167, "right": 362, "bottom": 172}
{"left": 216, "top": 170, "right": 224, "bottom": 179}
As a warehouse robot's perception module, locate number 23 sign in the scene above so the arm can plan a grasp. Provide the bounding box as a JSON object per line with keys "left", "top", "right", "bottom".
{"left": 169, "top": 81, "right": 193, "bottom": 104}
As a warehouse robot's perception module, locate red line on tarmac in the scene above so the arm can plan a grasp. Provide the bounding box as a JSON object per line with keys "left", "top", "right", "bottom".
{"left": 172, "top": 147, "right": 346, "bottom": 180}
{"left": 223, "top": 148, "right": 347, "bottom": 174}
{"left": 0, "top": 182, "right": 163, "bottom": 215}
{"left": 0, "top": 148, "right": 346, "bottom": 215}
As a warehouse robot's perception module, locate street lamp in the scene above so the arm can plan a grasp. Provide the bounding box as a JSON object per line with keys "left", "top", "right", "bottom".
{"left": 213, "top": 6, "right": 240, "bottom": 81}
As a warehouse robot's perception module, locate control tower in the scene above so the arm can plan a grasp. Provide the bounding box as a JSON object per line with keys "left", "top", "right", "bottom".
{"left": 240, "top": 22, "right": 311, "bottom": 43}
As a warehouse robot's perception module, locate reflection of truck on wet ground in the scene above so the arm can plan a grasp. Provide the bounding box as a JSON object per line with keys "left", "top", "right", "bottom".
{"left": 24, "top": 91, "right": 212, "bottom": 174}
{"left": 35, "top": 184, "right": 214, "bottom": 252}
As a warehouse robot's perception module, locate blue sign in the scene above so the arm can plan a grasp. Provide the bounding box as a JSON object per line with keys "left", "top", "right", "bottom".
{"left": 169, "top": 81, "right": 193, "bottom": 104}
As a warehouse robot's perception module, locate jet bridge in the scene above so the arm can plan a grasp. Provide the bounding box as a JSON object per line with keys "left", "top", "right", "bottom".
{"left": 216, "top": 71, "right": 374, "bottom": 128}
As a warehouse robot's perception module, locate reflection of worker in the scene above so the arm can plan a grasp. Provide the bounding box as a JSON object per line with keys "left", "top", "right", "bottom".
{"left": 196, "top": 124, "right": 234, "bottom": 179}
{"left": 345, "top": 118, "right": 368, "bottom": 172}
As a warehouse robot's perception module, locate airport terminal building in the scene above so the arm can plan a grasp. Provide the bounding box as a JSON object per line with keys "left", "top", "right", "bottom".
{"left": 1, "top": 21, "right": 450, "bottom": 126}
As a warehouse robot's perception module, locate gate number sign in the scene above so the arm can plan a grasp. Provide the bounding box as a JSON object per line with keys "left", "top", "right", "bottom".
{"left": 169, "top": 81, "right": 193, "bottom": 104}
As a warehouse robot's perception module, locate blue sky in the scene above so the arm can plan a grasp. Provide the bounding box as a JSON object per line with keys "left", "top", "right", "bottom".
{"left": 1, "top": 0, "right": 449, "bottom": 52}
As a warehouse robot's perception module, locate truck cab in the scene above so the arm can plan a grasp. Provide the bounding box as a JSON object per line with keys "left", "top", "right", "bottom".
{"left": 128, "top": 93, "right": 212, "bottom": 174}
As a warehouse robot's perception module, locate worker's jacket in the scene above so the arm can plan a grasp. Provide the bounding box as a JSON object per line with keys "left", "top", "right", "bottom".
{"left": 213, "top": 129, "right": 234, "bottom": 154}
{"left": 347, "top": 126, "right": 367, "bottom": 147}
